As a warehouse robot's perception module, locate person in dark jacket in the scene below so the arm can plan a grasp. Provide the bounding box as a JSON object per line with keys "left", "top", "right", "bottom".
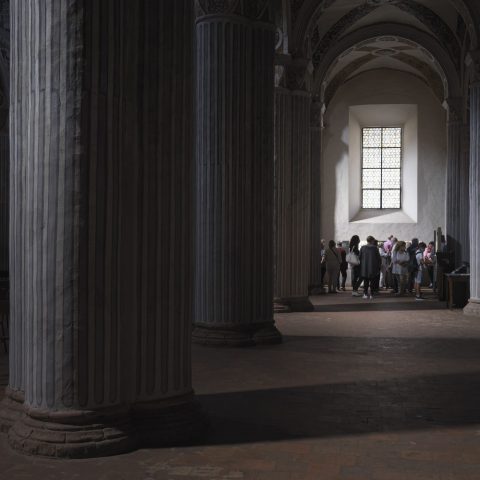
{"left": 349, "top": 235, "right": 362, "bottom": 297}
{"left": 359, "top": 236, "right": 382, "bottom": 299}
{"left": 336, "top": 242, "right": 348, "bottom": 291}
{"left": 407, "top": 237, "right": 419, "bottom": 293}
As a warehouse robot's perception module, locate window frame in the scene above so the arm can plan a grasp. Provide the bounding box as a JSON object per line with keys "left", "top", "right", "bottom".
{"left": 361, "top": 126, "right": 403, "bottom": 209}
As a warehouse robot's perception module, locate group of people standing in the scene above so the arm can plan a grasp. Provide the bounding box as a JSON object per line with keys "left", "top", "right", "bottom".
{"left": 320, "top": 235, "right": 438, "bottom": 301}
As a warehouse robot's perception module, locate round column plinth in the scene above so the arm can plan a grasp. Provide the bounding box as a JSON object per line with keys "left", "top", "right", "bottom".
{"left": 0, "top": 388, "right": 25, "bottom": 433}
{"left": 252, "top": 323, "right": 283, "bottom": 345}
{"left": 193, "top": 322, "right": 282, "bottom": 347}
{"left": 464, "top": 298, "right": 480, "bottom": 317}
{"left": 8, "top": 406, "right": 134, "bottom": 458}
{"left": 274, "top": 302, "right": 292, "bottom": 313}
{"left": 274, "top": 296, "right": 314, "bottom": 312}
{"left": 133, "top": 393, "right": 208, "bottom": 447}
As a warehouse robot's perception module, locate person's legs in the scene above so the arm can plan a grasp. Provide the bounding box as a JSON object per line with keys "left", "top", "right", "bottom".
{"left": 352, "top": 266, "right": 361, "bottom": 295}
{"left": 380, "top": 266, "right": 386, "bottom": 288}
{"left": 392, "top": 273, "right": 398, "bottom": 293}
{"left": 341, "top": 269, "right": 347, "bottom": 290}
{"left": 428, "top": 266, "right": 434, "bottom": 288}
{"left": 397, "top": 274, "right": 407, "bottom": 295}
{"left": 409, "top": 270, "right": 417, "bottom": 293}
{"left": 394, "top": 274, "right": 401, "bottom": 295}
{"left": 363, "top": 278, "right": 370, "bottom": 298}
{"left": 415, "top": 269, "right": 424, "bottom": 299}
{"left": 327, "top": 266, "right": 337, "bottom": 292}
{"left": 334, "top": 267, "right": 340, "bottom": 292}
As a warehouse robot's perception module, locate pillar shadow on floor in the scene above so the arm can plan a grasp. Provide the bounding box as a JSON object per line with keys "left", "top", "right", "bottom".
{"left": 195, "top": 369, "right": 480, "bottom": 446}
{"left": 191, "top": 335, "right": 480, "bottom": 446}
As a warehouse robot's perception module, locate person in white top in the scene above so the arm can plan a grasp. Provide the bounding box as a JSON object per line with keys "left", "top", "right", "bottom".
{"left": 392, "top": 241, "right": 410, "bottom": 296}
{"left": 378, "top": 242, "right": 388, "bottom": 289}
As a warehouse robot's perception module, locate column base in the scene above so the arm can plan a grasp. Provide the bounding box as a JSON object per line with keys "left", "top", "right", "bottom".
{"left": 133, "top": 392, "right": 208, "bottom": 447}
{"left": 274, "top": 296, "right": 314, "bottom": 312}
{"left": 193, "top": 322, "right": 282, "bottom": 346}
{"left": 8, "top": 405, "right": 134, "bottom": 458}
{"left": 0, "top": 387, "right": 25, "bottom": 433}
{"left": 252, "top": 324, "right": 283, "bottom": 345}
{"left": 464, "top": 298, "right": 480, "bottom": 317}
{"left": 274, "top": 302, "right": 291, "bottom": 313}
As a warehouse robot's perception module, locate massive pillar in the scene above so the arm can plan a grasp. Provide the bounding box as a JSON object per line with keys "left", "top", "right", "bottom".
{"left": 465, "top": 82, "right": 480, "bottom": 316}
{"left": 193, "top": 1, "right": 282, "bottom": 346}
{"left": 0, "top": 10, "right": 8, "bottom": 275}
{"left": 0, "top": 132, "right": 7, "bottom": 273}
{"left": 7, "top": 0, "right": 202, "bottom": 458}
{"left": 309, "top": 98, "right": 323, "bottom": 294}
{"left": 446, "top": 98, "right": 469, "bottom": 266}
{"left": 128, "top": 1, "right": 203, "bottom": 446}
{"left": 274, "top": 86, "right": 313, "bottom": 311}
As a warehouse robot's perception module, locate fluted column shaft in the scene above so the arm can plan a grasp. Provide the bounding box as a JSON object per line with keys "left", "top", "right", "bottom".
{"left": 194, "top": 10, "right": 281, "bottom": 346}
{"left": 274, "top": 88, "right": 313, "bottom": 311}
{"left": 8, "top": 0, "right": 201, "bottom": 458}
{"left": 309, "top": 100, "right": 322, "bottom": 292}
{"left": 446, "top": 107, "right": 469, "bottom": 266}
{"left": 0, "top": 133, "right": 7, "bottom": 272}
{"left": 465, "top": 84, "right": 480, "bottom": 316}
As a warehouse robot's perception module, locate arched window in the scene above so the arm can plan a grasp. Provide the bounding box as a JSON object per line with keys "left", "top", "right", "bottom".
{"left": 362, "top": 127, "right": 402, "bottom": 209}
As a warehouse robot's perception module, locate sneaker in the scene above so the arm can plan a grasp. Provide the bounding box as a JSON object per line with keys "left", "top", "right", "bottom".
{"left": 341, "top": 287, "right": 346, "bottom": 291}
{"left": 352, "top": 292, "right": 361, "bottom": 297}
{"left": 415, "top": 296, "right": 425, "bottom": 301}
{"left": 363, "top": 294, "right": 368, "bottom": 299}
{"left": 369, "top": 295, "right": 373, "bottom": 300}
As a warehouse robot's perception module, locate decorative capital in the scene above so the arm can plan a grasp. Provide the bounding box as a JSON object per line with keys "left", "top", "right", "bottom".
{"left": 195, "top": 0, "right": 271, "bottom": 21}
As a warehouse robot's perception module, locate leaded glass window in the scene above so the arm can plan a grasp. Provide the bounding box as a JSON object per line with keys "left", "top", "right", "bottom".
{"left": 362, "top": 127, "right": 402, "bottom": 209}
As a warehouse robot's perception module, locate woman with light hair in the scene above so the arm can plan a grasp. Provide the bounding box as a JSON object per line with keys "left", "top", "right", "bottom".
{"left": 392, "top": 241, "right": 410, "bottom": 296}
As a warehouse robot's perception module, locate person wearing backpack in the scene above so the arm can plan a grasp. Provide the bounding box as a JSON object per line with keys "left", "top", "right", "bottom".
{"left": 359, "top": 236, "right": 382, "bottom": 300}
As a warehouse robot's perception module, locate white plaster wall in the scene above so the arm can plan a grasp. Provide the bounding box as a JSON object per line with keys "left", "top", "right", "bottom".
{"left": 321, "top": 69, "right": 446, "bottom": 244}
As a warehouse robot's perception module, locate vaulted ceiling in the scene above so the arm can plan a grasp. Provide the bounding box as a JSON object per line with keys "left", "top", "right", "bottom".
{"left": 276, "top": 0, "right": 480, "bottom": 104}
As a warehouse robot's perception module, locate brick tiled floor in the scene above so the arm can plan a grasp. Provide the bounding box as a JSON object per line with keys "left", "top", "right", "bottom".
{"left": 1, "top": 290, "right": 480, "bottom": 479}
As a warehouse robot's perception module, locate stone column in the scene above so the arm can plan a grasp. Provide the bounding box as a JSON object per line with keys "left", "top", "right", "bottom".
{"left": 0, "top": 11, "right": 21, "bottom": 436}
{"left": 465, "top": 82, "right": 480, "bottom": 316}
{"left": 274, "top": 87, "right": 313, "bottom": 311}
{"left": 0, "top": 5, "right": 8, "bottom": 275}
{"left": 0, "top": 124, "right": 20, "bottom": 433}
{"left": 127, "top": 1, "right": 204, "bottom": 446}
{"left": 193, "top": 1, "right": 282, "bottom": 346}
{"left": 7, "top": 0, "right": 202, "bottom": 458}
{"left": 309, "top": 98, "right": 323, "bottom": 294}
{"left": 446, "top": 98, "right": 469, "bottom": 267}
{"left": 0, "top": 133, "right": 7, "bottom": 273}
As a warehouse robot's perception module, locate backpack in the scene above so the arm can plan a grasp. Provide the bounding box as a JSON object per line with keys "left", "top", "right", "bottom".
{"left": 408, "top": 247, "right": 418, "bottom": 273}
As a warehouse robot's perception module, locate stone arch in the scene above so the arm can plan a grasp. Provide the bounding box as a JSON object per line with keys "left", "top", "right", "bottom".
{"left": 292, "top": 0, "right": 478, "bottom": 54}
{"left": 313, "top": 24, "right": 461, "bottom": 102}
